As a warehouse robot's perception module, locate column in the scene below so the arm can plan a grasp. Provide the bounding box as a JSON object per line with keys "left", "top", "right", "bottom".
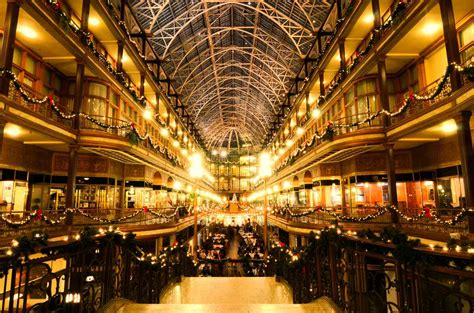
{"left": 341, "top": 178, "right": 347, "bottom": 211}
{"left": 81, "top": 0, "right": 90, "bottom": 31}
{"left": 339, "top": 40, "right": 346, "bottom": 79}
{"left": 378, "top": 58, "right": 390, "bottom": 126}
{"left": 305, "top": 187, "right": 313, "bottom": 208}
{"left": 73, "top": 61, "right": 85, "bottom": 129}
{"left": 117, "top": 41, "right": 124, "bottom": 73}
{"left": 119, "top": 164, "right": 126, "bottom": 208}
{"left": 65, "top": 145, "right": 79, "bottom": 224}
{"left": 385, "top": 143, "right": 399, "bottom": 224}
{"left": 170, "top": 233, "right": 177, "bottom": 246}
{"left": 455, "top": 111, "right": 474, "bottom": 232}
{"left": 319, "top": 71, "right": 325, "bottom": 97}
{"left": 0, "top": 0, "right": 20, "bottom": 95}
{"left": 139, "top": 73, "right": 145, "bottom": 98}
{"left": 371, "top": 0, "right": 382, "bottom": 36}
{"left": 155, "top": 237, "right": 163, "bottom": 254}
{"left": 439, "top": 0, "right": 462, "bottom": 90}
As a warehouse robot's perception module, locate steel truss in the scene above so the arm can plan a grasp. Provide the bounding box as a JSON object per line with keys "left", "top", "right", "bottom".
{"left": 130, "top": 0, "right": 333, "bottom": 150}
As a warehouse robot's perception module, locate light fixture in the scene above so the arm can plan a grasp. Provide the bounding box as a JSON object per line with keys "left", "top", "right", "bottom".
{"left": 283, "top": 180, "right": 292, "bottom": 190}
{"left": 172, "top": 140, "right": 180, "bottom": 148}
{"left": 143, "top": 108, "right": 153, "bottom": 120}
{"left": 173, "top": 181, "right": 182, "bottom": 190}
{"left": 296, "top": 127, "right": 304, "bottom": 135}
{"left": 121, "top": 54, "right": 130, "bottom": 63}
{"left": 286, "top": 139, "right": 293, "bottom": 147}
{"left": 363, "top": 14, "right": 374, "bottom": 24}
{"left": 89, "top": 16, "right": 100, "bottom": 26}
{"left": 4, "top": 124, "right": 22, "bottom": 137}
{"left": 18, "top": 25, "right": 38, "bottom": 39}
{"left": 312, "top": 107, "right": 321, "bottom": 118}
{"left": 440, "top": 120, "right": 457, "bottom": 134}
{"left": 181, "top": 148, "right": 188, "bottom": 155}
{"left": 212, "top": 149, "right": 218, "bottom": 156}
{"left": 220, "top": 150, "right": 228, "bottom": 158}
{"left": 422, "top": 22, "right": 440, "bottom": 35}
{"left": 160, "top": 127, "right": 169, "bottom": 137}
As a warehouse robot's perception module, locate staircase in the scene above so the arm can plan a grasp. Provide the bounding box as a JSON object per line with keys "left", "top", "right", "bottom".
{"left": 100, "top": 277, "right": 341, "bottom": 312}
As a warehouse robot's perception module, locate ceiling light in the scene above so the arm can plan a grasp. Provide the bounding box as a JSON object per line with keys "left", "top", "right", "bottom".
{"left": 143, "top": 108, "right": 153, "bottom": 120}
{"left": 4, "top": 124, "right": 22, "bottom": 137}
{"left": 422, "top": 22, "right": 440, "bottom": 35}
{"left": 296, "top": 127, "right": 304, "bottom": 135}
{"left": 212, "top": 149, "right": 218, "bottom": 156}
{"left": 181, "top": 148, "right": 188, "bottom": 155}
{"left": 172, "top": 140, "right": 180, "bottom": 148}
{"left": 89, "top": 17, "right": 100, "bottom": 26}
{"left": 121, "top": 54, "right": 130, "bottom": 63}
{"left": 160, "top": 128, "right": 169, "bottom": 137}
{"left": 440, "top": 120, "right": 457, "bottom": 134}
{"left": 312, "top": 107, "right": 321, "bottom": 118}
{"left": 220, "top": 150, "right": 228, "bottom": 158}
{"left": 18, "top": 26, "right": 38, "bottom": 39}
{"left": 363, "top": 14, "right": 374, "bottom": 24}
{"left": 286, "top": 139, "right": 293, "bottom": 147}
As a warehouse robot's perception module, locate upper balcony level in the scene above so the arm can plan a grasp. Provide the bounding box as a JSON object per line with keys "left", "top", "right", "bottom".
{"left": 0, "top": 0, "right": 212, "bottom": 179}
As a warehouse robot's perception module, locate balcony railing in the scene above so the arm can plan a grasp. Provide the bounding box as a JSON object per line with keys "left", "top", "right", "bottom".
{"left": 0, "top": 233, "right": 194, "bottom": 312}
{"left": 0, "top": 207, "right": 191, "bottom": 242}
{"left": 270, "top": 205, "right": 469, "bottom": 237}
{"left": 271, "top": 228, "right": 474, "bottom": 308}
{"left": 7, "top": 84, "right": 73, "bottom": 128}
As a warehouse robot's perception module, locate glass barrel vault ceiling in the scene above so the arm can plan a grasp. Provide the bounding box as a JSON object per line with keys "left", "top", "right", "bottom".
{"left": 129, "top": 0, "right": 334, "bottom": 152}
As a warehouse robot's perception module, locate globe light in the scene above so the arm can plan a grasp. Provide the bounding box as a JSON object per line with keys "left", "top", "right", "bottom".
{"left": 160, "top": 127, "right": 169, "bottom": 137}
{"left": 312, "top": 107, "right": 321, "bottom": 118}
{"left": 143, "top": 108, "right": 153, "bottom": 120}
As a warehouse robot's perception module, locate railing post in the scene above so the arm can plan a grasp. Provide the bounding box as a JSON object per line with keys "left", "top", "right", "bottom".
{"left": 0, "top": 0, "right": 20, "bottom": 96}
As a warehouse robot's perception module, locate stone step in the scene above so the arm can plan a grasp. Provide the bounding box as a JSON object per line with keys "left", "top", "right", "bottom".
{"left": 101, "top": 298, "right": 340, "bottom": 313}
{"left": 100, "top": 277, "right": 341, "bottom": 313}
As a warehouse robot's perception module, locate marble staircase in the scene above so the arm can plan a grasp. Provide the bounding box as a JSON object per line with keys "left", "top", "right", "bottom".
{"left": 100, "top": 277, "right": 341, "bottom": 312}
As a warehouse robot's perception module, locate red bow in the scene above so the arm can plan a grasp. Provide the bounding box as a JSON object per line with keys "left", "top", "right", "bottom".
{"left": 54, "top": 1, "right": 62, "bottom": 10}
{"left": 423, "top": 207, "right": 431, "bottom": 218}
{"left": 48, "top": 95, "right": 54, "bottom": 105}
{"left": 408, "top": 91, "right": 415, "bottom": 101}
{"left": 35, "top": 208, "right": 43, "bottom": 221}
{"left": 143, "top": 207, "right": 148, "bottom": 213}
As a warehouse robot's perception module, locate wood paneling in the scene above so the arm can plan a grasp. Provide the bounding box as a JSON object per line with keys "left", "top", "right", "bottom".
{"left": 0, "top": 139, "right": 52, "bottom": 173}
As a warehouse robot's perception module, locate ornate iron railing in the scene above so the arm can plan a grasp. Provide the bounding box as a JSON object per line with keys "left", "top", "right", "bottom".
{"left": 0, "top": 233, "right": 194, "bottom": 312}
{"left": 271, "top": 230, "right": 474, "bottom": 311}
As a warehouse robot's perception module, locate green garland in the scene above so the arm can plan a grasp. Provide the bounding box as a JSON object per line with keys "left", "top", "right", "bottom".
{"left": 3, "top": 226, "right": 188, "bottom": 269}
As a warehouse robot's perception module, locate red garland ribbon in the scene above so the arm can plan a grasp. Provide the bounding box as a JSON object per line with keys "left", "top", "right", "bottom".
{"left": 279, "top": 242, "right": 286, "bottom": 247}
{"left": 35, "top": 208, "right": 43, "bottom": 221}
{"left": 423, "top": 206, "right": 432, "bottom": 218}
